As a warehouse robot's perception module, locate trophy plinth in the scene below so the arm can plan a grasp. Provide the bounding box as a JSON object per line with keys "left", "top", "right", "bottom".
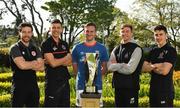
{"left": 80, "top": 93, "right": 101, "bottom": 108}
{"left": 80, "top": 53, "right": 101, "bottom": 107}
{"left": 86, "top": 86, "right": 96, "bottom": 93}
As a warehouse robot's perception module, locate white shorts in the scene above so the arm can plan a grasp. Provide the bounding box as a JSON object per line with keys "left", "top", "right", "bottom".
{"left": 76, "top": 90, "right": 103, "bottom": 107}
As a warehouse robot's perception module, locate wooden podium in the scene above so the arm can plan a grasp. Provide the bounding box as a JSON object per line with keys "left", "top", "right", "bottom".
{"left": 80, "top": 93, "right": 101, "bottom": 108}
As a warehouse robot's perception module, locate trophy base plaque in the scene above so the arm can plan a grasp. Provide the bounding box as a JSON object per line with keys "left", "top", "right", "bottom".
{"left": 80, "top": 93, "right": 101, "bottom": 108}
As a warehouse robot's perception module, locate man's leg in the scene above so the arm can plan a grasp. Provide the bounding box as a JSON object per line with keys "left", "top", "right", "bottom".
{"left": 57, "top": 82, "right": 70, "bottom": 107}
{"left": 26, "top": 87, "right": 40, "bottom": 107}
{"left": 11, "top": 87, "right": 26, "bottom": 107}
{"left": 114, "top": 88, "right": 124, "bottom": 107}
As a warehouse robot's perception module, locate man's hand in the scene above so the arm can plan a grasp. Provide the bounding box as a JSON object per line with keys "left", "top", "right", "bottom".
{"left": 62, "top": 53, "right": 72, "bottom": 66}
{"left": 142, "top": 61, "right": 156, "bottom": 72}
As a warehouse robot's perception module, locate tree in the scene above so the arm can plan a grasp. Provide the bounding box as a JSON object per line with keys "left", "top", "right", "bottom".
{"left": 42, "top": 0, "right": 117, "bottom": 47}
{"left": 0, "top": 0, "right": 44, "bottom": 45}
{"left": 105, "top": 7, "right": 154, "bottom": 51}
{"left": 133, "top": 0, "right": 180, "bottom": 48}
{"left": 0, "top": 0, "right": 24, "bottom": 35}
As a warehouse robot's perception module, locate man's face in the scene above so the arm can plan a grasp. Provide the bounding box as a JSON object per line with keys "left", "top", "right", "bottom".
{"left": 84, "top": 26, "right": 96, "bottom": 42}
{"left": 19, "top": 27, "right": 33, "bottom": 43}
{"left": 154, "top": 30, "right": 167, "bottom": 46}
{"left": 120, "top": 27, "right": 133, "bottom": 42}
{"left": 50, "top": 23, "right": 63, "bottom": 38}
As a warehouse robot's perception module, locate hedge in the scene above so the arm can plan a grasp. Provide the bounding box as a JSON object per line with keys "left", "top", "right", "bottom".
{"left": 0, "top": 72, "right": 45, "bottom": 82}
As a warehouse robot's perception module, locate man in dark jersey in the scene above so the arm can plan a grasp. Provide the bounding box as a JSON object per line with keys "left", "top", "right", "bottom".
{"left": 108, "top": 24, "right": 144, "bottom": 107}
{"left": 41, "top": 19, "right": 72, "bottom": 107}
{"left": 9, "top": 22, "right": 44, "bottom": 107}
{"left": 142, "top": 25, "right": 177, "bottom": 107}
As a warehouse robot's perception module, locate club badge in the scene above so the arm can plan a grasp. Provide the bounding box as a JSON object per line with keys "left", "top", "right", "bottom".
{"left": 158, "top": 52, "right": 164, "bottom": 59}
{"left": 31, "top": 51, "right": 36, "bottom": 56}
{"left": 62, "top": 45, "right": 66, "bottom": 50}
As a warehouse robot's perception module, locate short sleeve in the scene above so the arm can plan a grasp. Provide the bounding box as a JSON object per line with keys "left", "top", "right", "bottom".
{"left": 164, "top": 48, "right": 177, "bottom": 65}
{"left": 100, "top": 46, "right": 109, "bottom": 62}
{"left": 41, "top": 41, "right": 51, "bottom": 54}
{"left": 35, "top": 47, "right": 42, "bottom": 58}
{"left": 9, "top": 45, "right": 22, "bottom": 59}
{"left": 145, "top": 49, "right": 153, "bottom": 62}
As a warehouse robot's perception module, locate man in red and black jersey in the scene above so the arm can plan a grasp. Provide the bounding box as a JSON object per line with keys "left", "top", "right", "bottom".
{"left": 143, "top": 25, "right": 177, "bottom": 107}
{"left": 41, "top": 19, "right": 72, "bottom": 107}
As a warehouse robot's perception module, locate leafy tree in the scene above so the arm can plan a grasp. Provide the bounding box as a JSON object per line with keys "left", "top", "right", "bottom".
{"left": 0, "top": 0, "right": 24, "bottom": 35}
{"left": 0, "top": 0, "right": 44, "bottom": 45}
{"left": 105, "top": 7, "right": 153, "bottom": 52}
{"left": 133, "top": 0, "right": 180, "bottom": 48}
{"left": 42, "top": 0, "right": 117, "bottom": 47}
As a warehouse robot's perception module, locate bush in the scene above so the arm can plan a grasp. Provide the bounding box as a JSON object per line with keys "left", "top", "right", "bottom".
{"left": 175, "top": 55, "right": 180, "bottom": 70}
{"left": 0, "top": 72, "right": 45, "bottom": 82}
{"left": 0, "top": 48, "right": 10, "bottom": 68}
{"left": 0, "top": 70, "right": 180, "bottom": 107}
{"left": 0, "top": 73, "right": 12, "bottom": 82}
{"left": 0, "top": 94, "right": 11, "bottom": 107}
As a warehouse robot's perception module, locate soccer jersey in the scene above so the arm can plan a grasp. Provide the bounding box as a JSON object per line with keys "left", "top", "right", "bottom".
{"left": 146, "top": 43, "right": 177, "bottom": 98}
{"left": 41, "top": 36, "right": 71, "bottom": 107}
{"left": 9, "top": 40, "right": 41, "bottom": 107}
{"left": 41, "top": 36, "right": 71, "bottom": 81}
{"left": 72, "top": 42, "right": 109, "bottom": 90}
{"left": 10, "top": 41, "right": 41, "bottom": 84}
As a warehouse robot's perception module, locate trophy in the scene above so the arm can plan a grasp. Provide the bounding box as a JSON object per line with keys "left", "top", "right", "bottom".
{"left": 80, "top": 52, "right": 101, "bottom": 107}
{"left": 84, "top": 52, "right": 99, "bottom": 93}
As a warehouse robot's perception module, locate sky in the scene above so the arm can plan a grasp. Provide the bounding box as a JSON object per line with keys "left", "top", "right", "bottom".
{"left": 0, "top": 0, "right": 135, "bottom": 30}
{"left": 115, "top": 0, "right": 135, "bottom": 13}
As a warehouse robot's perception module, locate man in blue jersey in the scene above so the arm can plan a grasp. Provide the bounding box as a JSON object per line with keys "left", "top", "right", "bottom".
{"left": 72, "top": 22, "right": 109, "bottom": 107}
{"left": 142, "top": 25, "right": 177, "bottom": 107}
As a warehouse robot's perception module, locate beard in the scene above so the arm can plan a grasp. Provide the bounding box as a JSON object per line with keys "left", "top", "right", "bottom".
{"left": 86, "top": 35, "right": 95, "bottom": 42}
{"left": 21, "top": 36, "right": 31, "bottom": 43}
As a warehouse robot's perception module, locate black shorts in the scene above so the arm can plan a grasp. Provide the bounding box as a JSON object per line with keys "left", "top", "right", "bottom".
{"left": 114, "top": 88, "right": 139, "bottom": 107}
{"left": 11, "top": 83, "right": 39, "bottom": 107}
{"left": 150, "top": 91, "right": 173, "bottom": 107}
{"left": 44, "top": 79, "right": 70, "bottom": 107}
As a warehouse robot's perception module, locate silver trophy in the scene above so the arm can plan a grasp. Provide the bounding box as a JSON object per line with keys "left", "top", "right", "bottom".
{"left": 84, "top": 53, "right": 99, "bottom": 93}
{"left": 80, "top": 52, "right": 101, "bottom": 107}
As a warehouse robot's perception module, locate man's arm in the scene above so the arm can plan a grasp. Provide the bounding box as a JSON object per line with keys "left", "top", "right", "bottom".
{"left": 62, "top": 54, "right": 72, "bottom": 66}
{"left": 152, "top": 62, "right": 172, "bottom": 75}
{"left": 142, "top": 61, "right": 155, "bottom": 72}
{"left": 72, "top": 63, "right": 78, "bottom": 76}
{"left": 108, "top": 47, "right": 142, "bottom": 75}
{"left": 101, "top": 62, "right": 107, "bottom": 75}
{"left": 13, "top": 57, "right": 39, "bottom": 70}
{"left": 44, "top": 53, "right": 71, "bottom": 68}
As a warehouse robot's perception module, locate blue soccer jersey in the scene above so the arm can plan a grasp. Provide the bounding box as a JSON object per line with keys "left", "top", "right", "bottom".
{"left": 72, "top": 42, "right": 109, "bottom": 90}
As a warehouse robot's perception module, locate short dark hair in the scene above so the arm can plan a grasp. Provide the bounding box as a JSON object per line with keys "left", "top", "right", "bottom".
{"left": 18, "top": 22, "right": 33, "bottom": 32}
{"left": 121, "top": 24, "right": 133, "bottom": 32}
{"left": 84, "top": 22, "right": 97, "bottom": 31}
{"left": 154, "top": 25, "right": 167, "bottom": 33}
{"left": 51, "top": 19, "right": 62, "bottom": 25}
